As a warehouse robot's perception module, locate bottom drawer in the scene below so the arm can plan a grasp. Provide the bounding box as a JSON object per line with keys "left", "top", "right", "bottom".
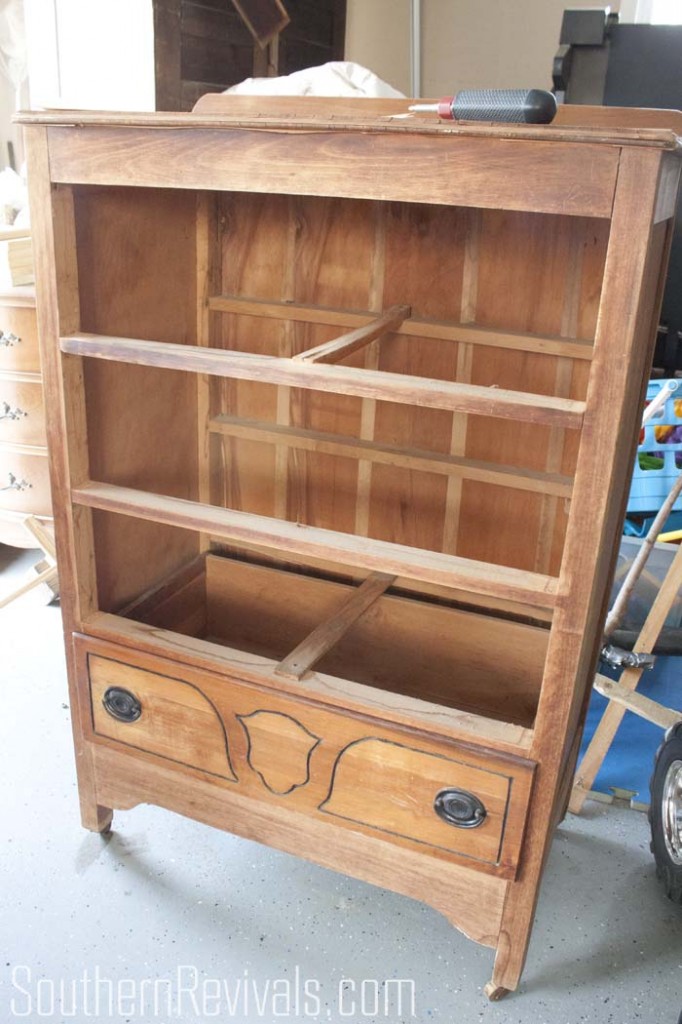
{"left": 78, "top": 637, "right": 535, "bottom": 878}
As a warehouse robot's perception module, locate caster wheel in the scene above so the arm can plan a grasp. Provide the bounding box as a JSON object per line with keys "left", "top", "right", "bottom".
{"left": 649, "top": 721, "right": 682, "bottom": 903}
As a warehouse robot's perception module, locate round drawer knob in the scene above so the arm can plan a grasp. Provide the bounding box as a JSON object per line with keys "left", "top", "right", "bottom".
{"left": 102, "top": 687, "right": 142, "bottom": 723}
{"left": 434, "top": 788, "right": 487, "bottom": 828}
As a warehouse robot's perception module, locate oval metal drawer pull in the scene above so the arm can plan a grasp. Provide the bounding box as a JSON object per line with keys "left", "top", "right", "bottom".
{"left": 0, "top": 331, "right": 21, "bottom": 347}
{"left": 1, "top": 472, "right": 31, "bottom": 492}
{"left": 434, "top": 788, "right": 487, "bottom": 829}
{"left": 0, "top": 402, "right": 27, "bottom": 421}
{"left": 102, "top": 687, "right": 142, "bottom": 723}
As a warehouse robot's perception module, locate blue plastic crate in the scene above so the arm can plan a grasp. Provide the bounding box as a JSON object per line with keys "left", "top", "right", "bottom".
{"left": 627, "top": 379, "right": 682, "bottom": 515}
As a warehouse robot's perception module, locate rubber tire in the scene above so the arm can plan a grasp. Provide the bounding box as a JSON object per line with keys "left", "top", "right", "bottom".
{"left": 649, "top": 722, "right": 682, "bottom": 904}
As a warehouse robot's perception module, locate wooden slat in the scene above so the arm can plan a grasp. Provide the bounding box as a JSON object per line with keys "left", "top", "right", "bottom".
{"left": 593, "top": 674, "right": 681, "bottom": 730}
{"left": 292, "top": 305, "right": 410, "bottom": 364}
{"left": 71, "top": 481, "right": 560, "bottom": 608}
{"left": 195, "top": 191, "right": 218, "bottom": 545}
{"left": 231, "top": 0, "right": 290, "bottom": 45}
{"left": 209, "top": 414, "right": 573, "bottom": 497}
{"left": 571, "top": 538, "right": 682, "bottom": 813}
{"left": 0, "top": 562, "right": 59, "bottom": 610}
{"left": 43, "top": 126, "right": 620, "bottom": 219}
{"left": 443, "top": 206, "right": 478, "bottom": 554}
{"left": 534, "top": 218, "right": 584, "bottom": 572}
{"left": 354, "top": 201, "right": 387, "bottom": 538}
{"left": 275, "top": 571, "right": 396, "bottom": 678}
{"left": 209, "top": 295, "right": 595, "bottom": 361}
{"left": 61, "top": 333, "right": 586, "bottom": 429}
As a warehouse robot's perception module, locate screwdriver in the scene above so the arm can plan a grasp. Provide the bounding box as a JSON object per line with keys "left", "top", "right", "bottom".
{"left": 409, "top": 88, "right": 557, "bottom": 125}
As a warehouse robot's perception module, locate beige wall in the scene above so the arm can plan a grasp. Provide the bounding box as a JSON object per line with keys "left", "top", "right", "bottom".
{"left": 345, "top": 0, "right": 629, "bottom": 99}
{"left": 423, "top": 0, "right": 606, "bottom": 96}
{"left": 345, "top": 0, "right": 412, "bottom": 95}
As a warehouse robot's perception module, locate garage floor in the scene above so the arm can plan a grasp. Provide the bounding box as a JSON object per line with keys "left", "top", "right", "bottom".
{"left": 1, "top": 545, "right": 681, "bottom": 1024}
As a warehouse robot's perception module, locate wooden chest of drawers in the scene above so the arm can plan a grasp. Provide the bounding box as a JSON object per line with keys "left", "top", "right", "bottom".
{"left": 0, "top": 290, "right": 52, "bottom": 547}
{"left": 20, "top": 97, "right": 681, "bottom": 997}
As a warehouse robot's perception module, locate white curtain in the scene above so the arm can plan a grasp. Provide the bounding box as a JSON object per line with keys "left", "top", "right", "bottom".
{"left": 0, "top": 0, "right": 28, "bottom": 90}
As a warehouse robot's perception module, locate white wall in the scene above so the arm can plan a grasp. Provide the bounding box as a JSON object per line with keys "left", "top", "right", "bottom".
{"left": 24, "top": 0, "right": 156, "bottom": 111}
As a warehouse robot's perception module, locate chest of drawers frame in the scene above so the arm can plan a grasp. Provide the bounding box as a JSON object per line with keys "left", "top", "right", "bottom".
{"left": 20, "top": 97, "right": 680, "bottom": 997}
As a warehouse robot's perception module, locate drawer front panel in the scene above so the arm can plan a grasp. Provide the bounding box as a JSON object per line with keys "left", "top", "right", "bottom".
{"left": 90, "top": 656, "right": 236, "bottom": 781}
{"left": 79, "top": 639, "right": 535, "bottom": 878}
{"left": 0, "top": 446, "right": 51, "bottom": 515}
{"left": 0, "top": 377, "right": 46, "bottom": 446}
{"left": 0, "top": 305, "right": 40, "bottom": 374}
{"left": 320, "top": 738, "right": 510, "bottom": 863}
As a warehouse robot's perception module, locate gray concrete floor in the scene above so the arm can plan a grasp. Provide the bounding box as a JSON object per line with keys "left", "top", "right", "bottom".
{"left": 1, "top": 543, "right": 681, "bottom": 1024}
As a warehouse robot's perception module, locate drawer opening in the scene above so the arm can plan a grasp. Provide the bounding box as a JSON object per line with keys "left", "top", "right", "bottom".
{"left": 104, "top": 547, "right": 549, "bottom": 733}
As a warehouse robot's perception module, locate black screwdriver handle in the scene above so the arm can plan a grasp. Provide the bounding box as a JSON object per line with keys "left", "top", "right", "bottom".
{"left": 452, "top": 89, "right": 557, "bottom": 125}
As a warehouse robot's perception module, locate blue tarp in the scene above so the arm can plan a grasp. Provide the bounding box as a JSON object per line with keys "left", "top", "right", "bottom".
{"left": 579, "top": 656, "right": 682, "bottom": 802}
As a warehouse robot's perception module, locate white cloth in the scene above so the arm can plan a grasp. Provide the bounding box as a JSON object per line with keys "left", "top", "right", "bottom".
{"left": 224, "top": 61, "right": 404, "bottom": 99}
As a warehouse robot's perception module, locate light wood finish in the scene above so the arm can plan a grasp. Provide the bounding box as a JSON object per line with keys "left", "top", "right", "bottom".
{"left": 21, "top": 101, "right": 680, "bottom": 999}
{"left": 38, "top": 124, "right": 621, "bottom": 219}
{"left": 292, "top": 305, "right": 410, "bottom": 364}
{"left": 92, "top": 737, "right": 508, "bottom": 946}
{"left": 90, "top": 655, "right": 236, "bottom": 781}
{"left": 187, "top": 553, "right": 545, "bottom": 733}
{"left": 319, "top": 737, "right": 528, "bottom": 873}
{"left": 195, "top": 191, "right": 218, "bottom": 548}
{"left": 24, "top": 129, "right": 107, "bottom": 835}
{"left": 593, "top": 674, "right": 681, "bottom": 731}
{"left": 485, "top": 147, "right": 677, "bottom": 997}
{"left": 88, "top": 607, "right": 536, "bottom": 754}
{"left": 208, "top": 540, "right": 555, "bottom": 623}
{"left": 0, "top": 560, "right": 57, "bottom": 610}
{"left": 73, "top": 185, "right": 199, "bottom": 612}
{"left": 191, "top": 93, "right": 682, "bottom": 139}
{"left": 16, "top": 102, "right": 682, "bottom": 149}
{"left": 208, "top": 294, "right": 594, "bottom": 361}
{"left": 210, "top": 415, "right": 573, "bottom": 497}
{"left": 61, "top": 332, "right": 586, "bottom": 429}
{"left": 570, "top": 540, "right": 682, "bottom": 814}
{"left": 78, "top": 636, "right": 535, "bottom": 879}
{"left": 275, "top": 571, "right": 395, "bottom": 678}
{"left": 71, "top": 481, "right": 560, "bottom": 608}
